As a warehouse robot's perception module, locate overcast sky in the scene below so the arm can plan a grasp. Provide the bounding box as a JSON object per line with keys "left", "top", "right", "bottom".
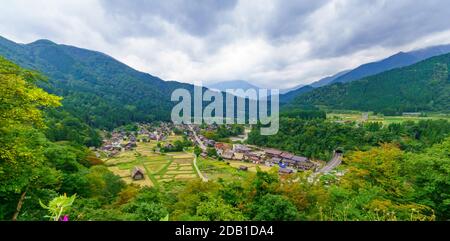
{"left": 2, "top": 0, "right": 450, "bottom": 88}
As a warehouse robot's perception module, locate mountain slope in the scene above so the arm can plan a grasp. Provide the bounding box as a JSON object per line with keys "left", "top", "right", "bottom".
{"left": 310, "top": 70, "right": 351, "bottom": 88}
{"left": 290, "top": 53, "right": 450, "bottom": 114}
{"left": 0, "top": 36, "right": 195, "bottom": 129}
{"left": 281, "top": 44, "right": 450, "bottom": 103}
{"left": 331, "top": 44, "right": 450, "bottom": 84}
{"left": 280, "top": 84, "right": 305, "bottom": 94}
{"left": 280, "top": 85, "right": 315, "bottom": 104}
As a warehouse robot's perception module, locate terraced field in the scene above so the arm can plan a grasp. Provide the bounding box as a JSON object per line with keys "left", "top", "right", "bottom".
{"left": 103, "top": 137, "right": 198, "bottom": 187}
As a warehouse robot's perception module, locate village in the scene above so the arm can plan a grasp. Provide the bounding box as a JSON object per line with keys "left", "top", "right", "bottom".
{"left": 98, "top": 122, "right": 173, "bottom": 157}
{"left": 188, "top": 124, "right": 318, "bottom": 174}
{"left": 95, "top": 122, "right": 326, "bottom": 186}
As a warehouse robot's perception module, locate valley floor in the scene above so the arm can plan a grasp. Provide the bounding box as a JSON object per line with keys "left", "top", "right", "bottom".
{"left": 102, "top": 135, "right": 198, "bottom": 187}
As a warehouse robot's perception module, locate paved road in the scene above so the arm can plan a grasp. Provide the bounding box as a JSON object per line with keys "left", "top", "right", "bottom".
{"left": 317, "top": 152, "right": 343, "bottom": 173}
{"left": 189, "top": 125, "right": 207, "bottom": 150}
{"left": 307, "top": 152, "right": 343, "bottom": 183}
{"left": 188, "top": 125, "right": 208, "bottom": 182}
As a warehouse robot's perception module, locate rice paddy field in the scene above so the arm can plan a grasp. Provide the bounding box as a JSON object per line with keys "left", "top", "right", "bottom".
{"left": 327, "top": 111, "right": 450, "bottom": 125}
{"left": 103, "top": 136, "right": 198, "bottom": 187}
{"left": 197, "top": 157, "right": 276, "bottom": 181}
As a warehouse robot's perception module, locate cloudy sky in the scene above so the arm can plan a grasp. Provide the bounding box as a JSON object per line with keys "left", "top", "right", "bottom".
{"left": 1, "top": 0, "right": 450, "bottom": 88}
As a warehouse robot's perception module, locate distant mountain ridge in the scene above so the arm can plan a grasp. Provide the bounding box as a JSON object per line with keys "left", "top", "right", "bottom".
{"left": 281, "top": 43, "right": 450, "bottom": 102}
{"left": 208, "top": 80, "right": 260, "bottom": 91}
{"left": 207, "top": 80, "right": 260, "bottom": 99}
{"left": 310, "top": 70, "right": 351, "bottom": 87}
{"left": 280, "top": 84, "right": 305, "bottom": 94}
{"left": 330, "top": 44, "right": 450, "bottom": 84}
{"left": 289, "top": 52, "right": 450, "bottom": 114}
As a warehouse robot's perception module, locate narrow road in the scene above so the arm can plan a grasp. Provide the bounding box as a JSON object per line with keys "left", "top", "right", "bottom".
{"left": 193, "top": 154, "right": 208, "bottom": 182}
{"left": 189, "top": 125, "right": 206, "bottom": 151}
{"left": 188, "top": 125, "right": 208, "bottom": 182}
{"left": 317, "top": 152, "right": 343, "bottom": 173}
{"left": 308, "top": 152, "right": 343, "bottom": 182}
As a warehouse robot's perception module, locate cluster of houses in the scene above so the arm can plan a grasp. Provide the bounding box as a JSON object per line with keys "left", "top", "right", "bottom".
{"left": 181, "top": 124, "right": 216, "bottom": 147}
{"left": 198, "top": 134, "right": 216, "bottom": 147}
{"left": 99, "top": 123, "right": 175, "bottom": 157}
{"left": 100, "top": 132, "right": 138, "bottom": 157}
{"left": 214, "top": 143, "right": 316, "bottom": 173}
{"left": 264, "top": 148, "right": 316, "bottom": 173}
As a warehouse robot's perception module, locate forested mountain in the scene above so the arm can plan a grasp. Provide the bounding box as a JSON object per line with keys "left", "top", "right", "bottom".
{"left": 281, "top": 44, "right": 450, "bottom": 103}
{"left": 0, "top": 36, "right": 195, "bottom": 129}
{"left": 289, "top": 53, "right": 450, "bottom": 114}
{"left": 330, "top": 44, "right": 450, "bottom": 84}
{"left": 279, "top": 70, "right": 350, "bottom": 101}
{"left": 280, "top": 85, "right": 315, "bottom": 104}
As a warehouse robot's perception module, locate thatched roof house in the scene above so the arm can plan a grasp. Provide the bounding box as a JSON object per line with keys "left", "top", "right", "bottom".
{"left": 238, "top": 166, "right": 248, "bottom": 171}
{"left": 292, "top": 156, "right": 308, "bottom": 162}
{"left": 265, "top": 149, "right": 282, "bottom": 157}
{"left": 222, "top": 150, "right": 234, "bottom": 159}
{"left": 280, "top": 152, "right": 294, "bottom": 159}
{"left": 233, "top": 152, "right": 245, "bottom": 160}
{"left": 279, "top": 168, "right": 294, "bottom": 174}
{"left": 131, "top": 167, "right": 145, "bottom": 180}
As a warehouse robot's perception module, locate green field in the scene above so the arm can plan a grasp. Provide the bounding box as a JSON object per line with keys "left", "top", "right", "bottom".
{"left": 327, "top": 111, "right": 450, "bottom": 125}
{"left": 197, "top": 157, "right": 248, "bottom": 181}
{"left": 196, "top": 157, "right": 276, "bottom": 181}
{"left": 103, "top": 136, "right": 198, "bottom": 187}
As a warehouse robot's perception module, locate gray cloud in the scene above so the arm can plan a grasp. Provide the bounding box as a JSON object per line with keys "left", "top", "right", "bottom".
{"left": 1, "top": 0, "right": 450, "bottom": 89}
{"left": 101, "top": 0, "right": 237, "bottom": 37}
{"left": 265, "top": 0, "right": 328, "bottom": 40}
{"left": 303, "top": 0, "right": 450, "bottom": 57}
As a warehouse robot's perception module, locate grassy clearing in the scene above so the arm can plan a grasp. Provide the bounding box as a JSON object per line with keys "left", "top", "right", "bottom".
{"left": 197, "top": 157, "right": 250, "bottom": 181}
{"left": 227, "top": 161, "right": 273, "bottom": 172}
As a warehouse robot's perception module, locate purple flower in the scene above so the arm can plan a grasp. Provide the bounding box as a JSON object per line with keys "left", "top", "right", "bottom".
{"left": 59, "top": 215, "right": 69, "bottom": 221}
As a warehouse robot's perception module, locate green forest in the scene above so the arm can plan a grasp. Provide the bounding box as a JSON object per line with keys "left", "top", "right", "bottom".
{"left": 1, "top": 56, "right": 449, "bottom": 221}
